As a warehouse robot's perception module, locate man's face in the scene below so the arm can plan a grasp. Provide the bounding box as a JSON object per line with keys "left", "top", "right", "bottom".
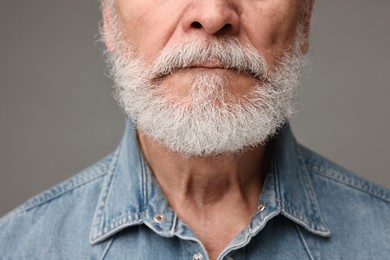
{"left": 102, "top": 0, "right": 311, "bottom": 156}
{"left": 105, "top": 0, "right": 307, "bottom": 100}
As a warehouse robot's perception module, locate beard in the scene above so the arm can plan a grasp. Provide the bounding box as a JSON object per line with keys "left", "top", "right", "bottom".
{"left": 104, "top": 22, "right": 304, "bottom": 157}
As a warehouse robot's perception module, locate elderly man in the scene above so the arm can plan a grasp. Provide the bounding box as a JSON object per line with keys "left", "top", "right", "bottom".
{"left": 0, "top": 0, "right": 389, "bottom": 259}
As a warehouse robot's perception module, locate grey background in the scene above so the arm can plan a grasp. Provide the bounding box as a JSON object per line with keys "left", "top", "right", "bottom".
{"left": 0, "top": 0, "right": 389, "bottom": 217}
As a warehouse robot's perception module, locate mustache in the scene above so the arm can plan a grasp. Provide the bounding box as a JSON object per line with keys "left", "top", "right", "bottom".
{"left": 148, "top": 38, "right": 269, "bottom": 82}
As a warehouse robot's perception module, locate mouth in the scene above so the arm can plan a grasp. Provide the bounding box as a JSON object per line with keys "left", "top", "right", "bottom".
{"left": 151, "top": 61, "right": 265, "bottom": 83}
{"left": 189, "top": 61, "right": 224, "bottom": 69}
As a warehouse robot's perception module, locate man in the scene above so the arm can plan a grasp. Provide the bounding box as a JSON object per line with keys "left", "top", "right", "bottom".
{"left": 0, "top": 0, "right": 389, "bottom": 259}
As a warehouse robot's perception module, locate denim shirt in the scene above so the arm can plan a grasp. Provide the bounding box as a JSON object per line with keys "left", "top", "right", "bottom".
{"left": 1, "top": 122, "right": 389, "bottom": 259}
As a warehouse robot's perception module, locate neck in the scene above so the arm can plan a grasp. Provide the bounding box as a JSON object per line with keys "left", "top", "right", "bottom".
{"left": 137, "top": 130, "right": 271, "bottom": 259}
{"left": 137, "top": 130, "right": 270, "bottom": 212}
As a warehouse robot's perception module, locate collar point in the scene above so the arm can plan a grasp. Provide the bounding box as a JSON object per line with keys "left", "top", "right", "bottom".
{"left": 281, "top": 211, "right": 331, "bottom": 238}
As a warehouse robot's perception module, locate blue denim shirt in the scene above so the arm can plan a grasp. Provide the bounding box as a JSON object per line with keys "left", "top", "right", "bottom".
{"left": 1, "top": 122, "right": 389, "bottom": 259}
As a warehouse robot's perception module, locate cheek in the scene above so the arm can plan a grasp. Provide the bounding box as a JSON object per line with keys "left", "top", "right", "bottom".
{"left": 242, "top": 2, "right": 302, "bottom": 67}
{"left": 114, "top": 3, "right": 145, "bottom": 50}
{"left": 158, "top": 72, "right": 193, "bottom": 100}
{"left": 114, "top": 0, "right": 184, "bottom": 65}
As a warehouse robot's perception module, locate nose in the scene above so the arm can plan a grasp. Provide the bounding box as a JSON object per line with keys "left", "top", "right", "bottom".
{"left": 182, "top": 0, "right": 241, "bottom": 36}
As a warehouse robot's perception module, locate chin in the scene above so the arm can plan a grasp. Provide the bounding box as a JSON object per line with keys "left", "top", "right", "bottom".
{"left": 156, "top": 70, "right": 259, "bottom": 106}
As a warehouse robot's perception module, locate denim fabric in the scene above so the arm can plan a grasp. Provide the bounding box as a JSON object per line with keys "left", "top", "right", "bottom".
{"left": 1, "top": 122, "right": 389, "bottom": 259}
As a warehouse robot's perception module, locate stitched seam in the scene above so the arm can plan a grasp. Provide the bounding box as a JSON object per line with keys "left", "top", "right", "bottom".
{"left": 273, "top": 151, "right": 281, "bottom": 210}
{"left": 307, "top": 162, "right": 390, "bottom": 203}
{"left": 27, "top": 168, "right": 107, "bottom": 209}
{"left": 140, "top": 151, "right": 148, "bottom": 213}
{"left": 31, "top": 157, "right": 112, "bottom": 207}
{"left": 90, "top": 149, "right": 120, "bottom": 243}
{"left": 299, "top": 147, "right": 390, "bottom": 203}
{"left": 0, "top": 156, "right": 113, "bottom": 225}
{"left": 295, "top": 224, "right": 315, "bottom": 260}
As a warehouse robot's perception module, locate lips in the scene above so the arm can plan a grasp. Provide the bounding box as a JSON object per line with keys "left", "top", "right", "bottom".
{"left": 188, "top": 61, "right": 224, "bottom": 69}
{"left": 186, "top": 61, "right": 265, "bottom": 82}
{"left": 151, "top": 61, "right": 226, "bottom": 82}
{"left": 151, "top": 60, "right": 265, "bottom": 84}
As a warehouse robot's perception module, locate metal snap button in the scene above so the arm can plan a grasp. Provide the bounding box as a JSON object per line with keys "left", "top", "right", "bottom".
{"left": 153, "top": 213, "right": 167, "bottom": 223}
{"left": 193, "top": 252, "right": 203, "bottom": 260}
{"left": 256, "top": 201, "right": 266, "bottom": 213}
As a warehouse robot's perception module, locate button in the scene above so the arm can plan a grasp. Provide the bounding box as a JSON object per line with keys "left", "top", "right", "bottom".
{"left": 256, "top": 201, "right": 266, "bottom": 213}
{"left": 153, "top": 213, "right": 167, "bottom": 223}
{"left": 193, "top": 253, "right": 203, "bottom": 260}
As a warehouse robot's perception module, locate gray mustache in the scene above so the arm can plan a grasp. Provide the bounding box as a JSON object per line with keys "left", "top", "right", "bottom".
{"left": 149, "top": 38, "right": 269, "bottom": 81}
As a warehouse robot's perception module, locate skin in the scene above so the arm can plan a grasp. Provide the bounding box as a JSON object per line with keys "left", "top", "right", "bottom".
{"left": 102, "top": 0, "right": 313, "bottom": 259}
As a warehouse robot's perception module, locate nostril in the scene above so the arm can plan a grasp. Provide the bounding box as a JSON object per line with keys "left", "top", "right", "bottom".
{"left": 222, "top": 23, "right": 232, "bottom": 31}
{"left": 192, "top": 21, "right": 202, "bottom": 29}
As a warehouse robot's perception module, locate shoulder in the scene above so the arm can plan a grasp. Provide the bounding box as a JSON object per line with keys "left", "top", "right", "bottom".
{"left": 0, "top": 154, "right": 114, "bottom": 224}
{"left": 296, "top": 145, "right": 390, "bottom": 257}
{"left": 298, "top": 144, "right": 390, "bottom": 203}
{"left": 0, "top": 153, "right": 116, "bottom": 257}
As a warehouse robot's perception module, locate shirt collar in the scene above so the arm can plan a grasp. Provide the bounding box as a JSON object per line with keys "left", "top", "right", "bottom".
{"left": 270, "top": 123, "right": 331, "bottom": 237}
{"left": 90, "top": 121, "right": 330, "bottom": 244}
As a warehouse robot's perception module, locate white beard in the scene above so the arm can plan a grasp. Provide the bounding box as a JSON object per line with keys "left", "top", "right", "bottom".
{"left": 105, "top": 35, "right": 304, "bottom": 157}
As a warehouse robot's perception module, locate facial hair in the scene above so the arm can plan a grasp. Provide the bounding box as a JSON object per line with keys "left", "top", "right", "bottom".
{"left": 104, "top": 22, "right": 304, "bottom": 157}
